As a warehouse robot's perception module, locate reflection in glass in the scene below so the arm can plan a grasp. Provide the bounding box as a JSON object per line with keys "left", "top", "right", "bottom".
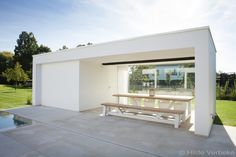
{"left": 128, "top": 63, "right": 195, "bottom": 96}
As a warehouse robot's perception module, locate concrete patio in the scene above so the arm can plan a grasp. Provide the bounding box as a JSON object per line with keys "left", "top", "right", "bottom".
{"left": 0, "top": 106, "right": 235, "bottom": 157}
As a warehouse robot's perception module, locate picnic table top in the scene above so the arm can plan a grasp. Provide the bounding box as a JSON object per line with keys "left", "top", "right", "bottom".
{"left": 113, "top": 93, "right": 194, "bottom": 101}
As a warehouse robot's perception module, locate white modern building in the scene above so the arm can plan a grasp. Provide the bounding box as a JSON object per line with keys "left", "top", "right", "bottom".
{"left": 33, "top": 26, "right": 216, "bottom": 136}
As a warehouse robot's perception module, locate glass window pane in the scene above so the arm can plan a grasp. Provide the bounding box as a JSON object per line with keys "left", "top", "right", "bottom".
{"left": 128, "top": 63, "right": 195, "bottom": 95}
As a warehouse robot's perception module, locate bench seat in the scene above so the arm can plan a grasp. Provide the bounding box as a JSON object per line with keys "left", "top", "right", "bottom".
{"left": 101, "top": 103, "right": 185, "bottom": 128}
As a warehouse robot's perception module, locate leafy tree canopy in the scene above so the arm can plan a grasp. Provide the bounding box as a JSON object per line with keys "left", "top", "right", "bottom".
{"left": 14, "top": 31, "right": 51, "bottom": 78}
{"left": 77, "top": 44, "right": 85, "bottom": 47}
{"left": 2, "top": 62, "right": 29, "bottom": 89}
{"left": 0, "top": 51, "right": 14, "bottom": 83}
{"left": 77, "top": 42, "right": 93, "bottom": 47}
{"left": 129, "top": 65, "right": 155, "bottom": 85}
{"left": 37, "top": 44, "right": 51, "bottom": 54}
{"left": 129, "top": 65, "right": 156, "bottom": 92}
{"left": 0, "top": 51, "right": 13, "bottom": 58}
{"left": 59, "top": 45, "right": 68, "bottom": 50}
{"left": 14, "top": 32, "right": 38, "bottom": 71}
{"left": 0, "top": 51, "right": 14, "bottom": 71}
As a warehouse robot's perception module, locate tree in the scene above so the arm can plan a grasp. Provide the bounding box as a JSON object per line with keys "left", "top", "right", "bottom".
{"left": 59, "top": 45, "right": 68, "bottom": 50}
{"left": 14, "top": 32, "right": 38, "bottom": 72}
{"left": 2, "top": 62, "right": 29, "bottom": 89}
{"left": 14, "top": 31, "right": 52, "bottom": 78}
{"left": 129, "top": 65, "right": 156, "bottom": 92}
{"left": 37, "top": 44, "right": 51, "bottom": 54}
{"left": 0, "top": 51, "right": 14, "bottom": 83}
{"left": 77, "top": 42, "right": 93, "bottom": 47}
{"left": 77, "top": 44, "right": 85, "bottom": 47}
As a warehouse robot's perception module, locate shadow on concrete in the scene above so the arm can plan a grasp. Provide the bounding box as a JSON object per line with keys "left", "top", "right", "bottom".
{"left": 214, "top": 114, "right": 223, "bottom": 125}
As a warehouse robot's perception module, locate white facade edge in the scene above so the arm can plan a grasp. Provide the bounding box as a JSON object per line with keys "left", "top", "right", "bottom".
{"left": 33, "top": 26, "right": 216, "bottom": 60}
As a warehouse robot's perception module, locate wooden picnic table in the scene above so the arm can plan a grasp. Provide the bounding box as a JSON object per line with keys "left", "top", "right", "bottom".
{"left": 112, "top": 93, "right": 194, "bottom": 121}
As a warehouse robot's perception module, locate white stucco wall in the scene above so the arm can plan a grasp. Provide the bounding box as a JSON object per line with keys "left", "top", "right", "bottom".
{"left": 101, "top": 65, "right": 118, "bottom": 103}
{"left": 209, "top": 34, "right": 216, "bottom": 116}
{"left": 194, "top": 30, "right": 216, "bottom": 136}
{"left": 41, "top": 61, "right": 80, "bottom": 111}
{"left": 79, "top": 61, "right": 118, "bottom": 111}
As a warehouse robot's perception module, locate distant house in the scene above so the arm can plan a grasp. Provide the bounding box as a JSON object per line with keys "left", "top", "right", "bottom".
{"left": 142, "top": 65, "right": 194, "bottom": 89}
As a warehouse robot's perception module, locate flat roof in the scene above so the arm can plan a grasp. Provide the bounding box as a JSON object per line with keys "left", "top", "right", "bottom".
{"left": 33, "top": 26, "right": 216, "bottom": 58}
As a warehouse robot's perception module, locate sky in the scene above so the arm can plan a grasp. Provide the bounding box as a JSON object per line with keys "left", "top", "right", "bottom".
{"left": 0, "top": 0, "right": 235, "bottom": 72}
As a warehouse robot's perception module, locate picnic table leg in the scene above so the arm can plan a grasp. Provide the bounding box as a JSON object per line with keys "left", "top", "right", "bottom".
{"left": 184, "top": 101, "right": 191, "bottom": 121}
{"left": 117, "top": 96, "right": 120, "bottom": 104}
{"left": 134, "top": 98, "right": 139, "bottom": 106}
{"left": 174, "top": 114, "right": 180, "bottom": 128}
{"left": 188, "top": 101, "right": 191, "bottom": 117}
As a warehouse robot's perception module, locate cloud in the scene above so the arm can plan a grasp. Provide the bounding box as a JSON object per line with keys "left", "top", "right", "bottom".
{"left": 81, "top": 0, "right": 236, "bottom": 72}
{"left": 1, "top": 0, "right": 235, "bottom": 72}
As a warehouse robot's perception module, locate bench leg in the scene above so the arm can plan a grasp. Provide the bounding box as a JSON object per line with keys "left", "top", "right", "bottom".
{"left": 187, "top": 101, "right": 191, "bottom": 120}
{"left": 174, "top": 114, "right": 180, "bottom": 128}
{"left": 102, "top": 106, "right": 107, "bottom": 116}
{"left": 156, "top": 113, "right": 161, "bottom": 119}
{"left": 118, "top": 107, "right": 124, "bottom": 114}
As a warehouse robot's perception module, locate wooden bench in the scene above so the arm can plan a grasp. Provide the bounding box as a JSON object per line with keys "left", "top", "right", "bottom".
{"left": 101, "top": 103, "right": 185, "bottom": 128}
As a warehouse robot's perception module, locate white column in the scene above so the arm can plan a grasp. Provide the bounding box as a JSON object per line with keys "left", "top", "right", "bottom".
{"left": 195, "top": 45, "right": 212, "bottom": 136}
{"left": 32, "top": 63, "right": 41, "bottom": 106}
{"left": 117, "top": 66, "right": 129, "bottom": 104}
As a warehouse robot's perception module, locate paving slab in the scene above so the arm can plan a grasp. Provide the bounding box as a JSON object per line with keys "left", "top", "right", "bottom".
{"left": 3, "top": 124, "right": 68, "bottom": 149}
{"left": 37, "top": 133, "right": 159, "bottom": 157}
{"left": 0, "top": 133, "right": 32, "bottom": 157}
{"left": 8, "top": 106, "right": 80, "bottom": 122}
{"left": 19, "top": 151, "right": 47, "bottom": 157}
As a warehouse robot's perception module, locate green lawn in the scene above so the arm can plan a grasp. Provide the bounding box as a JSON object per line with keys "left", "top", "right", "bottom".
{"left": 214, "top": 100, "right": 236, "bottom": 126}
{"left": 0, "top": 84, "right": 32, "bottom": 110}
{"left": 0, "top": 84, "right": 235, "bottom": 126}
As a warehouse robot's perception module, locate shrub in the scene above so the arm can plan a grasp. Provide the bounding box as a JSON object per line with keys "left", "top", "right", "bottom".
{"left": 222, "top": 81, "right": 229, "bottom": 98}
{"left": 216, "top": 83, "right": 221, "bottom": 99}
{"left": 230, "top": 80, "right": 236, "bottom": 101}
{"left": 26, "top": 96, "right": 32, "bottom": 105}
{"left": 216, "top": 80, "right": 236, "bottom": 101}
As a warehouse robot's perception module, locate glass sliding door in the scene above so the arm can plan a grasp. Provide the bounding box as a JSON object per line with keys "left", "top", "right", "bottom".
{"left": 128, "top": 63, "right": 195, "bottom": 95}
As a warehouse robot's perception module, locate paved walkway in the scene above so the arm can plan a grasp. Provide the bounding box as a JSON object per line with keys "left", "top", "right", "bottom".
{"left": 0, "top": 106, "right": 235, "bottom": 157}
